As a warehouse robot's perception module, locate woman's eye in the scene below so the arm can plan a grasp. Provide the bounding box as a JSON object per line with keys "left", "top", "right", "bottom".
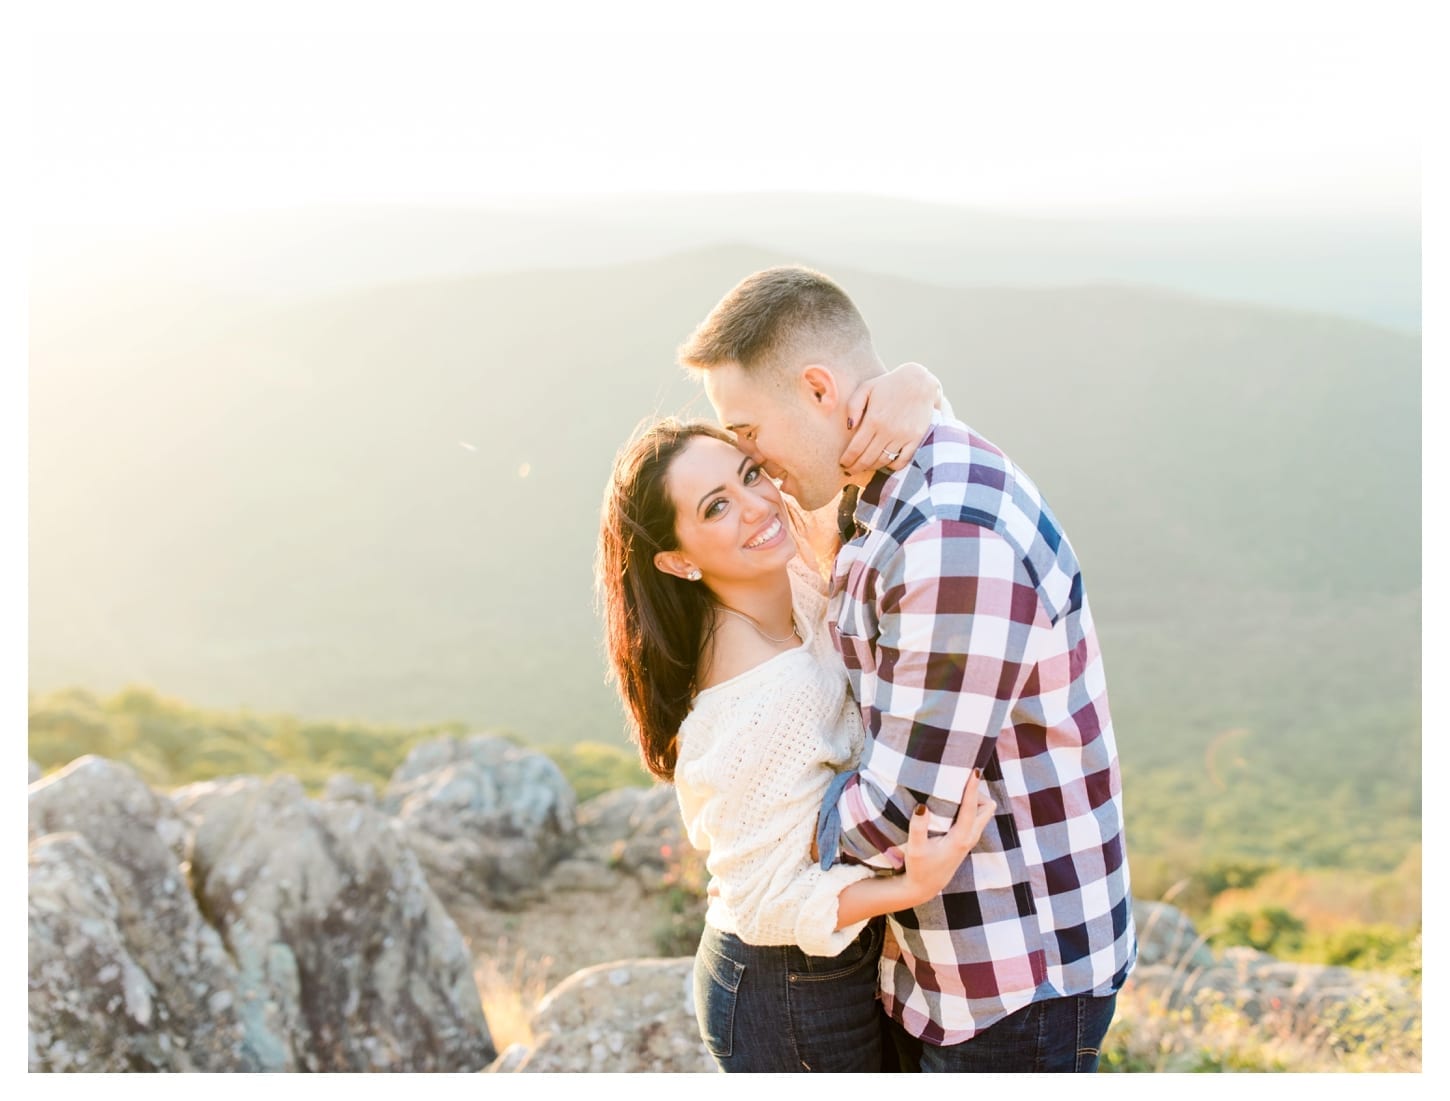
{"left": 743, "top": 466, "right": 761, "bottom": 485}
{"left": 705, "top": 499, "right": 726, "bottom": 519}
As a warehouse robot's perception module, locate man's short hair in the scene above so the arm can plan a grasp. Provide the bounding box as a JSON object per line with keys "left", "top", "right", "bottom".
{"left": 677, "top": 266, "right": 871, "bottom": 374}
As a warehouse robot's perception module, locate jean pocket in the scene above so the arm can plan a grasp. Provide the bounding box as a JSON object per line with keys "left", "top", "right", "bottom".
{"left": 694, "top": 941, "right": 746, "bottom": 1059}
{"left": 789, "top": 917, "right": 881, "bottom": 984}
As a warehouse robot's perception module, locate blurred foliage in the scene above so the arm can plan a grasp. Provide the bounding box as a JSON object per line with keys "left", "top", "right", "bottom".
{"left": 28, "top": 684, "right": 648, "bottom": 802}
{"left": 652, "top": 840, "right": 709, "bottom": 957}
{"left": 1210, "top": 906, "right": 1421, "bottom": 979}
{"left": 1216, "top": 906, "right": 1308, "bottom": 954}
{"left": 1312, "top": 925, "right": 1422, "bottom": 979}
{"left": 542, "top": 741, "right": 651, "bottom": 803}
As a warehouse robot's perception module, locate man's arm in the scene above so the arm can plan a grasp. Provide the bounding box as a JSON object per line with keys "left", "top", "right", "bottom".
{"left": 819, "top": 520, "right": 1040, "bottom": 869}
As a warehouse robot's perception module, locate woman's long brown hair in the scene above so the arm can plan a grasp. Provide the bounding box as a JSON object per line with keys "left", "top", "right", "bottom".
{"left": 595, "top": 419, "right": 737, "bottom": 781}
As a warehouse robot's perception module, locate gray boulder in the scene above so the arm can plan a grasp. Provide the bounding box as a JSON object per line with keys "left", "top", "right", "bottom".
{"left": 1132, "top": 945, "right": 1418, "bottom": 1028}
{"left": 28, "top": 757, "right": 287, "bottom": 1071}
{"left": 1121, "top": 901, "right": 1420, "bottom": 1052}
{"left": 575, "top": 784, "right": 688, "bottom": 891}
{"left": 322, "top": 772, "right": 378, "bottom": 806}
{"left": 173, "top": 773, "right": 495, "bottom": 1071}
{"left": 382, "top": 734, "right": 577, "bottom": 909}
{"left": 505, "top": 958, "right": 716, "bottom": 1073}
{"left": 1131, "top": 898, "right": 1216, "bottom": 971}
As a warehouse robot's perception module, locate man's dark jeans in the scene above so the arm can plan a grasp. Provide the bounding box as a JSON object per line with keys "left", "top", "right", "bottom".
{"left": 887, "top": 991, "right": 1118, "bottom": 1072}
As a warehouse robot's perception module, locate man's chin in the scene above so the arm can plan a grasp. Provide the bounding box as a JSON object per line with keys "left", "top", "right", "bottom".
{"left": 789, "top": 485, "right": 833, "bottom": 511}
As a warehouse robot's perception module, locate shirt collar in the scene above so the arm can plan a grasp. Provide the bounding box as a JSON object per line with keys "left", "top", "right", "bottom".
{"left": 850, "top": 409, "right": 945, "bottom": 537}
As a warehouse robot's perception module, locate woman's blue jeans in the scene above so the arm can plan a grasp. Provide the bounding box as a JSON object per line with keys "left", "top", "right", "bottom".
{"left": 693, "top": 918, "right": 885, "bottom": 1073}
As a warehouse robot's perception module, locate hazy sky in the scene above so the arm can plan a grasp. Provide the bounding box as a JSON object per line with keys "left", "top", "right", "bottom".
{"left": 26, "top": 12, "right": 1424, "bottom": 227}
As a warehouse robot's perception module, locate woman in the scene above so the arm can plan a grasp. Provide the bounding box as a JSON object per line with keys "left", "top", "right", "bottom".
{"left": 595, "top": 377, "right": 995, "bottom": 1073}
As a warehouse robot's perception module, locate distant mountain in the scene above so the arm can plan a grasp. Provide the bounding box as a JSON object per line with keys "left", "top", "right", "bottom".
{"left": 31, "top": 193, "right": 1421, "bottom": 331}
{"left": 28, "top": 243, "right": 1421, "bottom": 872}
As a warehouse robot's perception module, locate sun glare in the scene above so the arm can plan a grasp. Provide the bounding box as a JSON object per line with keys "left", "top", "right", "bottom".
{"left": 28, "top": 28, "right": 1421, "bottom": 228}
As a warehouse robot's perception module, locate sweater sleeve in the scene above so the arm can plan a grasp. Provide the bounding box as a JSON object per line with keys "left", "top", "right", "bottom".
{"left": 676, "top": 664, "right": 876, "bottom": 958}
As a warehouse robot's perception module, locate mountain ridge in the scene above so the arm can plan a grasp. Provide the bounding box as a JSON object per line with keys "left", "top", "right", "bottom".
{"left": 28, "top": 245, "right": 1421, "bottom": 872}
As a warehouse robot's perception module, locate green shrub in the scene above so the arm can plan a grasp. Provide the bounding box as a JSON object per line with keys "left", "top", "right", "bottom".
{"left": 1216, "top": 906, "right": 1306, "bottom": 955}
{"left": 1311, "top": 924, "right": 1422, "bottom": 978}
{"left": 29, "top": 684, "right": 649, "bottom": 806}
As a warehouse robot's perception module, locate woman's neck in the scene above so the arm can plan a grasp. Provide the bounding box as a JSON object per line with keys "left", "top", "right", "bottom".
{"left": 707, "top": 568, "right": 795, "bottom": 636}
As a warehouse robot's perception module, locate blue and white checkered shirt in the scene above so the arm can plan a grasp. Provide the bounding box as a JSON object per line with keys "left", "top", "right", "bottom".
{"left": 818, "top": 412, "right": 1137, "bottom": 1045}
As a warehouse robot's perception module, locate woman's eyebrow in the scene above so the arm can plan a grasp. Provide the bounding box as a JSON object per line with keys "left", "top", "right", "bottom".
{"left": 696, "top": 484, "right": 727, "bottom": 514}
{"left": 695, "top": 457, "right": 754, "bottom": 515}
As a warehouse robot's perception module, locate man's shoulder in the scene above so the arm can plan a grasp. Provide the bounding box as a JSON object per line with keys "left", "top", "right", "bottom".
{"left": 906, "top": 417, "right": 1021, "bottom": 523}
{"left": 921, "top": 415, "right": 1012, "bottom": 470}
{"left": 897, "top": 417, "right": 1078, "bottom": 583}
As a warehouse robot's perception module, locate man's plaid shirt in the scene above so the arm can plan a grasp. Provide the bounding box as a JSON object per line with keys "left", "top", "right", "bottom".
{"left": 817, "top": 413, "right": 1136, "bottom": 1046}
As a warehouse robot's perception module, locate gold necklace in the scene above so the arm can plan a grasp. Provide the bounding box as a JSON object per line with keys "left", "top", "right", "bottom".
{"left": 716, "top": 605, "right": 800, "bottom": 644}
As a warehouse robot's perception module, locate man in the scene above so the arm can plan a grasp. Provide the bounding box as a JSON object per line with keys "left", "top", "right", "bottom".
{"left": 678, "top": 266, "right": 1136, "bottom": 1073}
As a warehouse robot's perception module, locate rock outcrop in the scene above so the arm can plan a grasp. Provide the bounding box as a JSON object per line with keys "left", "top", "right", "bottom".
{"left": 501, "top": 958, "right": 715, "bottom": 1073}
{"left": 27, "top": 750, "right": 1421, "bottom": 1074}
{"left": 1129, "top": 943, "right": 1419, "bottom": 1030}
{"left": 382, "top": 734, "right": 577, "bottom": 909}
{"left": 1125, "top": 899, "right": 1417, "bottom": 1034}
{"left": 28, "top": 757, "right": 288, "bottom": 1071}
{"left": 1131, "top": 898, "right": 1216, "bottom": 970}
{"left": 28, "top": 756, "right": 495, "bottom": 1073}
{"left": 573, "top": 783, "right": 689, "bottom": 892}
{"left": 171, "top": 773, "right": 495, "bottom": 1071}
{"left": 322, "top": 772, "right": 378, "bottom": 806}
{"left": 485, "top": 901, "right": 1421, "bottom": 1072}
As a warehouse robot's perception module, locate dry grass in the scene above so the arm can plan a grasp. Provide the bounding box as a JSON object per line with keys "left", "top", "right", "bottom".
{"left": 1102, "top": 929, "right": 1423, "bottom": 1072}
{"left": 474, "top": 940, "right": 556, "bottom": 1053}
{"left": 1103, "top": 981, "right": 1423, "bottom": 1072}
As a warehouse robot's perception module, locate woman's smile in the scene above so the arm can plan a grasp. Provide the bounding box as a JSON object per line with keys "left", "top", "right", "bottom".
{"left": 745, "top": 516, "right": 785, "bottom": 550}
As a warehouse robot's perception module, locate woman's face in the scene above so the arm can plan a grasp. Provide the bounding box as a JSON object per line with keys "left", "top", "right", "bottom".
{"left": 659, "top": 434, "right": 797, "bottom": 587}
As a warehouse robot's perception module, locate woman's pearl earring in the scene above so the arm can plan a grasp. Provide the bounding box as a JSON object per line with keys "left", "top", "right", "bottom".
{"left": 687, "top": 568, "right": 702, "bottom": 581}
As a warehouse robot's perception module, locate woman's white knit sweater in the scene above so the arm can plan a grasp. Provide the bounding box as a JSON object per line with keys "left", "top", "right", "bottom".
{"left": 674, "top": 557, "right": 876, "bottom": 958}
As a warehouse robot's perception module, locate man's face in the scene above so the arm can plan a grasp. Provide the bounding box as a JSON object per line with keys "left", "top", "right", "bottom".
{"left": 702, "top": 361, "right": 845, "bottom": 511}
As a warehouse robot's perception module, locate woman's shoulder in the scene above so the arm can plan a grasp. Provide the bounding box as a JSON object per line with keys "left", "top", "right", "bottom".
{"left": 676, "top": 624, "right": 804, "bottom": 768}
{"left": 695, "top": 614, "right": 792, "bottom": 692}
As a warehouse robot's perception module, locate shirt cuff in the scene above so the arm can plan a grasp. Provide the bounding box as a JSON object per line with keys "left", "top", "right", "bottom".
{"left": 793, "top": 863, "right": 875, "bottom": 958}
{"left": 815, "top": 769, "right": 855, "bottom": 871}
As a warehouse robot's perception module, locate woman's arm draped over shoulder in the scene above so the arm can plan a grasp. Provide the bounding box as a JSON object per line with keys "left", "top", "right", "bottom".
{"left": 839, "top": 361, "right": 953, "bottom": 477}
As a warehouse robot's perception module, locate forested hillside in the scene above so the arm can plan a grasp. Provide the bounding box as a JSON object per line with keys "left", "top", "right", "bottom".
{"left": 29, "top": 242, "right": 1420, "bottom": 895}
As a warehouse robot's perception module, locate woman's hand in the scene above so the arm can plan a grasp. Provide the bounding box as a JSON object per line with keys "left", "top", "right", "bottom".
{"left": 830, "top": 771, "right": 998, "bottom": 930}
{"left": 898, "top": 770, "right": 996, "bottom": 906}
{"left": 838, "top": 362, "right": 942, "bottom": 478}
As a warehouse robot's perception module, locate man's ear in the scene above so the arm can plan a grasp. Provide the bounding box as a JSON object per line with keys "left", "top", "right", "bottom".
{"left": 800, "top": 364, "right": 843, "bottom": 414}
{"left": 653, "top": 550, "right": 698, "bottom": 581}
